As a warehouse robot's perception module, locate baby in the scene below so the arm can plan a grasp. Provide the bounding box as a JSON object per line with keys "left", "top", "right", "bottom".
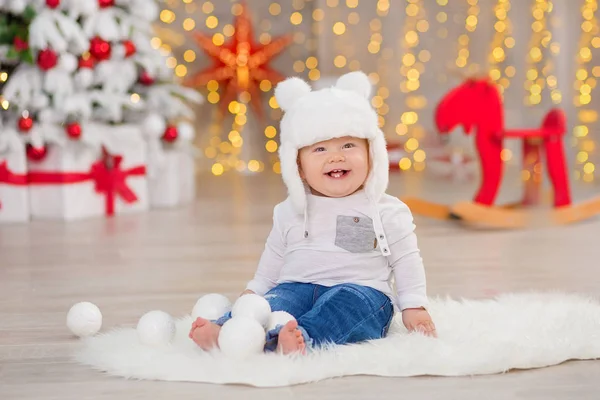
{"left": 190, "top": 71, "right": 436, "bottom": 354}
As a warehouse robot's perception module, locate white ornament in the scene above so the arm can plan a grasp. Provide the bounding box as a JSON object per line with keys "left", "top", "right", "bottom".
{"left": 38, "top": 108, "right": 58, "bottom": 124}
{"left": 66, "top": 302, "right": 102, "bottom": 337}
{"left": 136, "top": 310, "right": 176, "bottom": 346}
{"left": 112, "top": 44, "right": 126, "bottom": 60}
{"left": 231, "top": 294, "right": 271, "bottom": 328}
{"left": 71, "top": 0, "right": 98, "bottom": 17}
{"left": 31, "top": 94, "right": 50, "bottom": 109}
{"left": 192, "top": 293, "right": 232, "bottom": 321}
{"left": 218, "top": 316, "right": 266, "bottom": 359}
{"left": 177, "top": 121, "right": 195, "bottom": 142}
{"left": 142, "top": 114, "right": 166, "bottom": 138}
{"left": 131, "top": 0, "right": 159, "bottom": 21}
{"left": 58, "top": 53, "right": 78, "bottom": 73}
{"left": 8, "top": 0, "right": 26, "bottom": 13}
{"left": 267, "top": 311, "right": 296, "bottom": 332}
{"left": 75, "top": 69, "right": 94, "bottom": 89}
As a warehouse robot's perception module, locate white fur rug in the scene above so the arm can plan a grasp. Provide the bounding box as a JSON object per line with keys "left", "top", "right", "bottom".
{"left": 74, "top": 292, "right": 600, "bottom": 387}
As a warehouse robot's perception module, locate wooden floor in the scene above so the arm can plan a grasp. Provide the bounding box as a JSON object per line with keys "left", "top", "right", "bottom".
{"left": 1, "top": 171, "right": 600, "bottom": 399}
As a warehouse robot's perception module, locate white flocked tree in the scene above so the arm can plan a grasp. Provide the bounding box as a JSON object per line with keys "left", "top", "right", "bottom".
{"left": 0, "top": 0, "right": 202, "bottom": 159}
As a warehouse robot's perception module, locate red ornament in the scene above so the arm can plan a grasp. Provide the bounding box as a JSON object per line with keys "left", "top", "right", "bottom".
{"left": 18, "top": 116, "right": 34, "bottom": 132}
{"left": 78, "top": 54, "right": 95, "bottom": 69}
{"left": 37, "top": 49, "right": 58, "bottom": 71}
{"left": 162, "top": 126, "right": 179, "bottom": 143}
{"left": 98, "top": 0, "right": 114, "bottom": 8}
{"left": 65, "top": 122, "right": 82, "bottom": 139}
{"left": 46, "top": 0, "right": 60, "bottom": 8}
{"left": 13, "top": 37, "right": 29, "bottom": 51}
{"left": 123, "top": 40, "right": 136, "bottom": 57}
{"left": 89, "top": 36, "right": 111, "bottom": 61}
{"left": 139, "top": 71, "right": 155, "bottom": 86}
{"left": 183, "top": 0, "right": 292, "bottom": 121}
{"left": 26, "top": 144, "right": 48, "bottom": 162}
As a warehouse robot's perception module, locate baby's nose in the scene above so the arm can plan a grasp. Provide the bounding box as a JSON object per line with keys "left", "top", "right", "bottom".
{"left": 328, "top": 154, "right": 345, "bottom": 163}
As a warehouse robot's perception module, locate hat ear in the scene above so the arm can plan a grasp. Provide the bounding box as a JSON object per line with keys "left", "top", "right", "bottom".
{"left": 274, "top": 77, "right": 312, "bottom": 112}
{"left": 335, "top": 71, "right": 372, "bottom": 99}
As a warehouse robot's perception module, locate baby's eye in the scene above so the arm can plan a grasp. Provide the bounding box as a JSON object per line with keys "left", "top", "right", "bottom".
{"left": 343, "top": 143, "right": 355, "bottom": 149}
{"left": 314, "top": 147, "right": 326, "bottom": 152}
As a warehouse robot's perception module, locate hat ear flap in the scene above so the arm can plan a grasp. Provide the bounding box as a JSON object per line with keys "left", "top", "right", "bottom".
{"left": 335, "top": 71, "right": 372, "bottom": 99}
{"left": 274, "top": 77, "right": 312, "bottom": 112}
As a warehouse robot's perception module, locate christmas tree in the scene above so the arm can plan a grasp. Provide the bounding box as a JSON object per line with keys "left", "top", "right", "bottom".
{"left": 0, "top": 0, "right": 202, "bottom": 156}
{"left": 0, "top": 0, "right": 203, "bottom": 222}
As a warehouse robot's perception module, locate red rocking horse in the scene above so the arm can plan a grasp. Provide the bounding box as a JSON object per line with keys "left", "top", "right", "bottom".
{"left": 402, "top": 78, "right": 600, "bottom": 228}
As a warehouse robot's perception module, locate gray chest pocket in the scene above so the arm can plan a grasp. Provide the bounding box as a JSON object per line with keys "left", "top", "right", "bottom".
{"left": 335, "top": 215, "right": 377, "bottom": 253}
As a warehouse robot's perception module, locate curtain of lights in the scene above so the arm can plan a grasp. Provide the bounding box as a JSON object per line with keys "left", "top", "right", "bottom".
{"left": 156, "top": 0, "right": 599, "bottom": 184}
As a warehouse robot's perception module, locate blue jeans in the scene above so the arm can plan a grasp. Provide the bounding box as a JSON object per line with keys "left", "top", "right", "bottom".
{"left": 214, "top": 283, "right": 394, "bottom": 351}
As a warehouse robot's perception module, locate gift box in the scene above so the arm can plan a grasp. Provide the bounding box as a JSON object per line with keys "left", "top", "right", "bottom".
{"left": 0, "top": 140, "right": 30, "bottom": 224}
{"left": 27, "top": 123, "right": 149, "bottom": 220}
{"left": 147, "top": 147, "right": 196, "bottom": 208}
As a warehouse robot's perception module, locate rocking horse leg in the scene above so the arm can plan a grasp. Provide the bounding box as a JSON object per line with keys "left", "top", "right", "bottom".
{"left": 545, "top": 136, "right": 600, "bottom": 224}
{"left": 473, "top": 133, "right": 503, "bottom": 206}
{"left": 543, "top": 136, "right": 571, "bottom": 208}
{"left": 449, "top": 133, "right": 527, "bottom": 228}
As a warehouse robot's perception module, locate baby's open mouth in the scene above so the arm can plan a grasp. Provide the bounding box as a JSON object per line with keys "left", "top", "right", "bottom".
{"left": 325, "top": 169, "right": 350, "bottom": 178}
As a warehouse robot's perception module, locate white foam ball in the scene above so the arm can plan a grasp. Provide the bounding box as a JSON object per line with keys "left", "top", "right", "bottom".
{"left": 218, "top": 316, "right": 265, "bottom": 358}
{"left": 66, "top": 302, "right": 102, "bottom": 337}
{"left": 177, "top": 121, "right": 195, "bottom": 142}
{"left": 142, "top": 114, "right": 166, "bottom": 139}
{"left": 274, "top": 77, "right": 312, "bottom": 112}
{"left": 266, "top": 311, "right": 296, "bottom": 332}
{"left": 192, "top": 293, "right": 232, "bottom": 321}
{"left": 136, "top": 310, "right": 176, "bottom": 346}
{"left": 231, "top": 294, "right": 271, "bottom": 328}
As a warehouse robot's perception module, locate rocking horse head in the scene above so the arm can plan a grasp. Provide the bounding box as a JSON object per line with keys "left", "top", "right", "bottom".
{"left": 435, "top": 76, "right": 504, "bottom": 137}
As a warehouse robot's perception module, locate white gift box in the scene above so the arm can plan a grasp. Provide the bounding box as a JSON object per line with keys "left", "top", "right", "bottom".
{"left": 27, "top": 123, "right": 149, "bottom": 220}
{"left": 148, "top": 147, "right": 196, "bottom": 208}
{"left": 0, "top": 144, "right": 30, "bottom": 224}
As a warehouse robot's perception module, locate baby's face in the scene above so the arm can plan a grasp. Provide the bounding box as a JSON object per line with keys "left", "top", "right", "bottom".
{"left": 298, "top": 136, "right": 369, "bottom": 198}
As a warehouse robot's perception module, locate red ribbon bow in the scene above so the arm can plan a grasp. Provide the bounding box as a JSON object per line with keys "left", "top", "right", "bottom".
{"left": 28, "top": 153, "right": 146, "bottom": 216}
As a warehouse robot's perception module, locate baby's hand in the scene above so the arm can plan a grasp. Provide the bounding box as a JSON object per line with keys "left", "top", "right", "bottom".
{"left": 239, "top": 289, "right": 255, "bottom": 297}
{"left": 402, "top": 308, "right": 437, "bottom": 337}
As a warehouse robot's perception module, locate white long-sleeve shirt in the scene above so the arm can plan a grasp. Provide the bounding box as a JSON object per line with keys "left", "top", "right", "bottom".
{"left": 246, "top": 190, "right": 428, "bottom": 311}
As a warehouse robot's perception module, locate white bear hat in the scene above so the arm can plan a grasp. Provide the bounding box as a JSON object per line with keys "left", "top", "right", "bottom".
{"left": 275, "top": 71, "right": 389, "bottom": 216}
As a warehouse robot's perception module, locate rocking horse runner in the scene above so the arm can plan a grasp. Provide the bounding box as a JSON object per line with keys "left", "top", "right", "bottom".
{"left": 402, "top": 78, "right": 600, "bottom": 228}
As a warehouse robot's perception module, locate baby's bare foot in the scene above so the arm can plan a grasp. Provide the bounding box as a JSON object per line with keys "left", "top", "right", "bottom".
{"left": 276, "top": 320, "right": 305, "bottom": 355}
{"left": 189, "top": 317, "right": 221, "bottom": 351}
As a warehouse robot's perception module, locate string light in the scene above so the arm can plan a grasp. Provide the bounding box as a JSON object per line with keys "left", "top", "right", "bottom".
{"left": 455, "top": 0, "right": 479, "bottom": 72}
{"left": 488, "top": 0, "right": 513, "bottom": 95}
{"left": 524, "top": 0, "right": 553, "bottom": 106}
{"left": 396, "top": 0, "right": 427, "bottom": 172}
{"left": 573, "top": 0, "right": 598, "bottom": 182}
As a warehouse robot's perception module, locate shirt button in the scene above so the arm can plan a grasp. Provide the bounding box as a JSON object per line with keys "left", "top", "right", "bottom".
{"left": 353, "top": 217, "right": 360, "bottom": 223}
{"left": 379, "top": 234, "right": 384, "bottom": 240}
{"left": 383, "top": 248, "right": 388, "bottom": 253}
{"left": 304, "top": 231, "right": 308, "bottom": 238}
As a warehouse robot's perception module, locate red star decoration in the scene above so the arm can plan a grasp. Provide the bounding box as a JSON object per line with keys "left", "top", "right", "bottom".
{"left": 183, "top": 0, "right": 292, "bottom": 121}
